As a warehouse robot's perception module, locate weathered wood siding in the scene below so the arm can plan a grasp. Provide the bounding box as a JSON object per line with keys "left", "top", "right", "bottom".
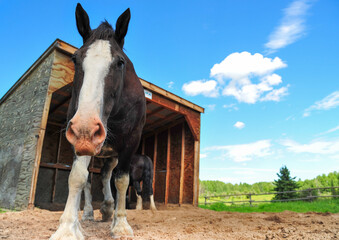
{"left": 0, "top": 53, "right": 54, "bottom": 209}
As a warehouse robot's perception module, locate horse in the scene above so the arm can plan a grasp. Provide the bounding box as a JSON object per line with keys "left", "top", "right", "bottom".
{"left": 50, "top": 3, "right": 146, "bottom": 240}
{"left": 113, "top": 154, "right": 157, "bottom": 211}
{"left": 81, "top": 154, "right": 156, "bottom": 219}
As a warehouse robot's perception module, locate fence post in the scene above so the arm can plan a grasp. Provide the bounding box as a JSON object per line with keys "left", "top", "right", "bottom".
{"left": 308, "top": 188, "right": 312, "bottom": 201}
{"left": 249, "top": 193, "right": 252, "bottom": 206}
{"left": 204, "top": 196, "right": 207, "bottom": 205}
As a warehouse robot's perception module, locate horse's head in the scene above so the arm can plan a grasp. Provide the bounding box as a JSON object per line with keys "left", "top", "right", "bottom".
{"left": 66, "top": 3, "right": 130, "bottom": 156}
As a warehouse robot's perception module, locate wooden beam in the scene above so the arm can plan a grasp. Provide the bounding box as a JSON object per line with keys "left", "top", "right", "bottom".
{"left": 47, "top": 121, "right": 65, "bottom": 127}
{"left": 40, "top": 162, "right": 101, "bottom": 174}
{"left": 179, "top": 123, "right": 185, "bottom": 205}
{"left": 142, "top": 117, "right": 185, "bottom": 139}
{"left": 165, "top": 128, "right": 171, "bottom": 205}
{"left": 28, "top": 91, "right": 53, "bottom": 209}
{"left": 143, "top": 112, "right": 179, "bottom": 132}
{"left": 146, "top": 94, "right": 201, "bottom": 141}
{"left": 141, "top": 78, "right": 204, "bottom": 113}
{"left": 51, "top": 130, "right": 63, "bottom": 203}
{"left": 146, "top": 107, "right": 164, "bottom": 118}
{"left": 49, "top": 95, "right": 71, "bottom": 115}
{"left": 193, "top": 140, "right": 200, "bottom": 207}
{"left": 152, "top": 133, "right": 158, "bottom": 195}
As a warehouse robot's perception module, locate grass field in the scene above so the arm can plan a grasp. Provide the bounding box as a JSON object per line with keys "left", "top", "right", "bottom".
{"left": 199, "top": 198, "right": 339, "bottom": 213}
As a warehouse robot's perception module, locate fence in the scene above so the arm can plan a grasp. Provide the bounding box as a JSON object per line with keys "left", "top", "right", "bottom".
{"left": 203, "top": 186, "right": 339, "bottom": 206}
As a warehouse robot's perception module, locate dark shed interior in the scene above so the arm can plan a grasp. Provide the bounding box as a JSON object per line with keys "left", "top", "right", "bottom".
{"left": 35, "top": 82, "right": 197, "bottom": 209}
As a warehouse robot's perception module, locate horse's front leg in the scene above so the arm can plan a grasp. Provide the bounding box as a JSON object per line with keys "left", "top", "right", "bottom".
{"left": 50, "top": 156, "right": 91, "bottom": 240}
{"left": 111, "top": 172, "right": 133, "bottom": 238}
{"left": 100, "top": 157, "right": 118, "bottom": 221}
{"left": 81, "top": 175, "right": 94, "bottom": 221}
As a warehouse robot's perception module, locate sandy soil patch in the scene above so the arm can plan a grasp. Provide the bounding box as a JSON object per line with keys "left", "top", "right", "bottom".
{"left": 0, "top": 205, "right": 338, "bottom": 239}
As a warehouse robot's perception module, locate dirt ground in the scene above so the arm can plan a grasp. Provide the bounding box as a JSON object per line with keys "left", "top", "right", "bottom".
{"left": 0, "top": 204, "right": 338, "bottom": 240}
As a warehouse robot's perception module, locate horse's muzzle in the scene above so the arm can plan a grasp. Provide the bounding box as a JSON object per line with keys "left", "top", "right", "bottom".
{"left": 66, "top": 115, "right": 106, "bottom": 156}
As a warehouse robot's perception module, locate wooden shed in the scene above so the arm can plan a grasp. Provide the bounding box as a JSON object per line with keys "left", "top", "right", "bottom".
{"left": 0, "top": 39, "right": 204, "bottom": 210}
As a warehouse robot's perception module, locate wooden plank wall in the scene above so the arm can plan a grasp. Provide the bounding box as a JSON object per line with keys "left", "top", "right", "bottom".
{"left": 139, "top": 122, "right": 195, "bottom": 205}
{"left": 183, "top": 122, "right": 195, "bottom": 204}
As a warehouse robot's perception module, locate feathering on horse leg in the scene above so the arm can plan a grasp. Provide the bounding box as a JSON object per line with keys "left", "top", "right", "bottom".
{"left": 100, "top": 157, "right": 118, "bottom": 221}
{"left": 50, "top": 156, "right": 91, "bottom": 240}
{"left": 111, "top": 173, "right": 133, "bottom": 238}
{"left": 81, "top": 177, "right": 94, "bottom": 221}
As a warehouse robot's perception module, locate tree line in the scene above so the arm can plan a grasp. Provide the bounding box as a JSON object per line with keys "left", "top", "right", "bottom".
{"left": 200, "top": 170, "right": 339, "bottom": 196}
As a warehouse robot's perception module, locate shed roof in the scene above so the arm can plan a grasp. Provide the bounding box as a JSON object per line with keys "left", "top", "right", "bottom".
{"left": 0, "top": 39, "right": 204, "bottom": 114}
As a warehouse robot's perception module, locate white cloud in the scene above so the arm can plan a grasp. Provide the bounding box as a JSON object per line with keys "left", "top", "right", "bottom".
{"left": 182, "top": 79, "right": 219, "bottom": 97}
{"left": 206, "top": 104, "right": 216, "bottom": 111}
{"left": 328, "top": 125, "right": 339, "bottom": 134}
{"left": 200, "top": 153, "right": 207, "bottom": 159}
{"left": 316, "top": 124, "right": 339, "bottom": 136}
{"left": 167, "top": 81, "right": 174, "bottom": 89}
{"left": 209, "top": 52, "right": 288, "bottom": 104}
{"left": 281, "top": 139, "right": 339, "bottom": 155}
{"left": 265, "top": 0, "right": 312, "bottom": 52}
{"left": 205, "top": 140, "right": 272, "bottom": 162}
{"left": 303, "top": 91, "right": 339, "bottom": 117}
{"left": 234, "top": 121, "right": 245, "bottom": 129}
{"left": 260, "top": 86, "right": 289, "bottom": 102}
{"left": 223, "top": 103, "right": 239, "bottom": 111}
{"left": 210, "top": 52, "right": 287, "bottom": 82}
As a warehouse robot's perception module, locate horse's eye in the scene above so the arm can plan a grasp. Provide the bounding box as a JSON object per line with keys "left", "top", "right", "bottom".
{"left": 117, "top": 60, "right": 125, "bottom": 68}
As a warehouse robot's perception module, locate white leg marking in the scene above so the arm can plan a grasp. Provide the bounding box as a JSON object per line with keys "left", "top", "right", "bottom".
{"left": 150, "top": 195, "right": 157, "bottom": 211}
{"left": 135, "top": 190, "right": 143, "bottom": 210}
{"left": 100, "top": 158, "right": 118, "bottom": 221}
{"left": 81, "top": 181, "right": 94, "bottom": 221}
{"left": 111, "top": 174, "right": 133, "bottom": 238}
{"left": 50, "top": 156, "right": 91, "bottom": 240}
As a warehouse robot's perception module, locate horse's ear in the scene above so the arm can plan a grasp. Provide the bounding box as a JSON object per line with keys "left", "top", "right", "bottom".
{"left": 75, "top": 3, "right": 91, "bottom": 43}
{"left": 115, "top": 8, "right": 131, "bottom": 48}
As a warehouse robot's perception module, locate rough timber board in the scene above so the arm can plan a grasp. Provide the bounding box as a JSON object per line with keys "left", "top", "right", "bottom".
{"left": 183, "top": 123, "right": 194, "bottom": 204}
{"left": 48, "top": 51, "right": 74, "bottom": 93}
{"left": 154, "top": 130, "right": 167, "bottom": 203}
{"left": 168, "top": 124, "right": 182, "bottom": 204}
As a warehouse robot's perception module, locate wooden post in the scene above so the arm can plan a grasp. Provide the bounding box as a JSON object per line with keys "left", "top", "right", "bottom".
{"left": 28, "top": 92, "right": 52, "bottom": 209}
{"left": 179, "top": 123, "right": 185, "bottom": 205}
{"left": 193, "top": 140, "right": 200, "bottom": 207}
{"left": 165, "top": 128, "right": 171, "bottom": 205}
{"left": 51, "top": 129, "right": 63, "bottom": 202}
{"left": 152, "top": 133, "right": 158, "bottom": 195}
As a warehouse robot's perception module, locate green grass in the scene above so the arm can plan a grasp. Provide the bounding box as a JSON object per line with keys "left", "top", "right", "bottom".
{"left": 199, "top": 198, "right": 339, "bottom": 213}
{"left": 0, "top": 208, "right": 6, "bottom": 213}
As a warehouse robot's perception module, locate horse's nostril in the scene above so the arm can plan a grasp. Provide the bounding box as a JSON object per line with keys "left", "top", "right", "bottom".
{"left": 92, "top": 122, "right": 106, "bottom": 145}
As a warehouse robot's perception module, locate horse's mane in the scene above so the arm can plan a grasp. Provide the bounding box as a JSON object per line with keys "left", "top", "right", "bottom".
{"left": 87, "top": 20, "right": 115, "bottom": 42}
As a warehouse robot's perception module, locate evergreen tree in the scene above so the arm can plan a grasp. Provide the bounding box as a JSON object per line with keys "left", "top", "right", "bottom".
{"left": 273, "top": 166, "right": 299, "bottom": 200}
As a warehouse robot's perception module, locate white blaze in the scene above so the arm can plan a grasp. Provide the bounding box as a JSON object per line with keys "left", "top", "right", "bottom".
{"left": 77, "top": 40, "right": 113, "bottom": 117}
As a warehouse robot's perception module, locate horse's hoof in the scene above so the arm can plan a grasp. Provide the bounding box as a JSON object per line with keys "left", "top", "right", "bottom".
{"left": 111, "top": 217, "right": 133, "bottom": 238}
{"left": 81, "top": 210, "right": 94, "bottom": 221}
{"left": 100, "top": 200, "right": 114, "bottom": 221}
{"left": 50, "top": 222, "right": 84, "bottom": 240}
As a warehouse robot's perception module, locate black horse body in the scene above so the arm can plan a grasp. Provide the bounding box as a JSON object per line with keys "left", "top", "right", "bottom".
{"left": 111, "top": 154, "right": 156, "bottom": 210}
{"left": 51, "top": 3, "right": 146, "bottom": 239}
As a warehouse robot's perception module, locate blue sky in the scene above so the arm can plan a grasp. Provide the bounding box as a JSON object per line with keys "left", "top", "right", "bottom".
{"left": 1, "top": 0, "right": 338, "bottom": 184}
